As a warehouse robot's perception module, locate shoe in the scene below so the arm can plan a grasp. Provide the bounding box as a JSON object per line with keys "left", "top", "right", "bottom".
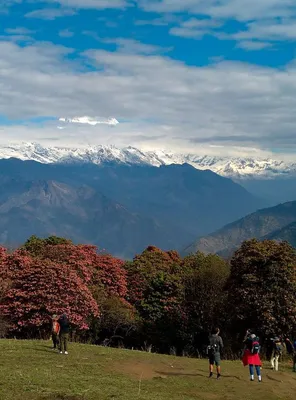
{"left": 209, "top": 372, "right": 213, "bottom": 378}
{"left": 60, "top": 351, "right": 63, "bottom": 354}
{"left": 65, "top": 351, "right": 68, "bottom": 355}
{"left": 217, "top": 374, "right": 221, "bottom": 379}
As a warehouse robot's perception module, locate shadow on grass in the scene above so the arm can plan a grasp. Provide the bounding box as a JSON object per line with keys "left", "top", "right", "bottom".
{"left": 265, "top": 374, "right": 283, "bottom": 382}
{"left": 42, "top": 396, "right": 84, "bottom": 400}
{"left": 154, "top": 369, "right": 242, "bottom": 380}
{"left": 221, "top": 375, "right": 242, "bottom": 380}
{"left": 34, "top": 348, "right": 59, "bottom": 353}
{"left": 154, "top": 370, "right": 204, "bottom": 377}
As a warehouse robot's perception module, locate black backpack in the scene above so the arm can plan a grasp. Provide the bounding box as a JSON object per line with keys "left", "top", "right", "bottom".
{"left": 207, "top": 337, "right": 220, "bottom": 355}
{"left": 251, "top": 338, "right": 260, "bottom": 354}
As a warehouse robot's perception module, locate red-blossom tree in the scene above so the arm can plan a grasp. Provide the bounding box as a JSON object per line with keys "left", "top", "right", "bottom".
{"left": 26, "top": 241, "right": 127, "bottom": 299}
{"left": 0, "top": 250, "right": 99, "bottom": 337}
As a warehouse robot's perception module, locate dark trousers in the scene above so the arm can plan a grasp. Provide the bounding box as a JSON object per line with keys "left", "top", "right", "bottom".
{"left": 52, "top": 332, "right": 59, "bottom": 349}
{"left": 59, "top": 332, "right": 69, "bottom": 352}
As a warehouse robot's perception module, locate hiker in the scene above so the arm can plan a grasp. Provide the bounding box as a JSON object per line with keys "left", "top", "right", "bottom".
{"left": 51, "top": 314, "right": 60, "bottom": 350}
{"left": 207, "top": 327, "right": 223, "bottom": 379}
{"left": 265, "top": 336, "right": 274, "bottom": 361}
{"left": 58, "top": 313, "right": 70, "bottom": 355}
{"left": 270, "top": 336, "right": 283, "bottom": 371}
{"left": 242, "top": 331, "right": 262, "bottom": 382}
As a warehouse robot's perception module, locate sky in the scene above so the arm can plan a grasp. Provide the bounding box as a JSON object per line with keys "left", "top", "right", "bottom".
{"left": 0, "top": 1, "right": 296, "bottom": 158}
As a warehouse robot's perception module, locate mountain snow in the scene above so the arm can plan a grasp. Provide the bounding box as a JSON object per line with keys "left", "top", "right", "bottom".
{"left": 0, "top": 142, "right": 296, "bottom": 179}
{"left": 59, "top": 116, "right": 119, "bottom": 126}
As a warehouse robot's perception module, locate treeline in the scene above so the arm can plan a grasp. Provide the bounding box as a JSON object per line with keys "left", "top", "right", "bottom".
{"left": 0, "top": 236, "right": 296, "bottom": 358}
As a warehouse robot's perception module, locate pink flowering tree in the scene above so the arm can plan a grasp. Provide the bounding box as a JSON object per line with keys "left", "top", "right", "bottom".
{"left": 0, "top": 250, "right": 99, "bottom": 338}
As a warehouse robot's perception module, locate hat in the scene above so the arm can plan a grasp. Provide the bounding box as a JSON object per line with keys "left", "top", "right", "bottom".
{"left": 52, "top": 314, "right": 57, "bottom": 319}
{"left": 250, "top": 334, "right": 256, "bottom": 339}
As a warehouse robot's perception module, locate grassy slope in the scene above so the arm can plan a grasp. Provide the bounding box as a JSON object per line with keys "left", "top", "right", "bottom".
{"left": 0, "top": 340, "right": 295, "bottom": 400}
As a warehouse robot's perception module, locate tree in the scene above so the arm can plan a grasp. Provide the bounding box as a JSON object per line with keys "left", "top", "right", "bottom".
{"left": 182, "top": 252, "right": 230, "bottom": 352}
{"left": 0, "top": 250, "right": 99, "bottom": 337}
{"left": 25, "top": 242, "right": 127, "bottom": 298}
{"left": 23, "top": 235, "right": 72, "bottom": 257}
{"left": 125, "top": 246, "right": 185, "bottom": 352}
{"left": 125, "top": 246, "right": 182, "bottom": 305}
{"left": 227, "top": 239, "right": 296, "bottom": 341}
{"left": 0, "top": 246, "right": 10, "bottom": 337}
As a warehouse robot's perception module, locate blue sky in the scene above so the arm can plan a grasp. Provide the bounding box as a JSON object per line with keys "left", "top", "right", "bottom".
{"left": 0, "top": 1, "right": 296, "bottom": 158}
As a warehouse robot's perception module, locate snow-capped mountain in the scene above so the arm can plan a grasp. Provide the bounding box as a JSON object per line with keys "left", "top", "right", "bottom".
{"left": 0, "top": 142, "right": 296, "bottom": 179}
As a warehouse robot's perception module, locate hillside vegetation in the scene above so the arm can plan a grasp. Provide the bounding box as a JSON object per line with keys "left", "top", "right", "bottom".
{"left": 1, "top": 237, "right": 296, "bottom": 357}
{"left": 0, "top": 340, "right": 295, "bottom": 400}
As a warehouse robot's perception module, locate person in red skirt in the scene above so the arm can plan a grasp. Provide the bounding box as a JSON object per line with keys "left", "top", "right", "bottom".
{"left": 242, "top": 331, "right": 262, "bottom": 382}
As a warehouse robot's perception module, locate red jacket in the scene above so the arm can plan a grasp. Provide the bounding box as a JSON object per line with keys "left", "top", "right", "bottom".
{"left": 242, "top": 349, "right": 262, "bottom": 366}
{"left": 52, "top": 321, "right": 60, "bottom": 335}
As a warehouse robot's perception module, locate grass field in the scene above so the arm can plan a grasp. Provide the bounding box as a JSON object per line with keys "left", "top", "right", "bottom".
{"left": 0, "top": 340, "right": 295, "bottom": 400}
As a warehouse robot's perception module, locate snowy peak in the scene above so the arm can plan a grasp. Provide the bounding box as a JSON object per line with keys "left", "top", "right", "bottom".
{"left": 0, "top": 142, "right": 296, "bottom": 179}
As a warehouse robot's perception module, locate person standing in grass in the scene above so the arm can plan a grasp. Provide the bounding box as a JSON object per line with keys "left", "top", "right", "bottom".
{"left": 51, "top": 314, "right": 60, "bottom": 350}
{"left": 58, "top": 313, "right": 70, "bottom": 355}
{"left": 207, "top": 327, "right": 223, "bottom": 379}
{"left": 270, "top": 336, "right": 283, "bottom": 371}
{"left": 242, "top": 331, "right": 262, "bottom": 382}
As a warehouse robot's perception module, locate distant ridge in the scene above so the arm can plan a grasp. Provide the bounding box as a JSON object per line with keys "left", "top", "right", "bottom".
{"left": 184, "top": 201, "right": 296, "bottom": 256}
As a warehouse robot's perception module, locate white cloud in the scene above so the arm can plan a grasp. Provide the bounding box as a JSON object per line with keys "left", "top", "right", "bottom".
{"left": 24, "top": 0, "right": 132, "bottom": 10}
{"left": 102, "top": 38, "right": 171, "bottom": 54}
{"left": 25, "top": 8, "right": 77, "bottom": 19}
{"left": 59, "top": 116, "right": 119, "bottom": 125}
{"left": 234, "top": 19, "right": 296, "bottom": 41}
{"left": 139, "top": 1, "right": 296, "bottom": 22}
{"left": 55, "top": 0, "right": 130, "bottom": 8}
{"left": 2, "top": 27, "right": 35, "bottom": 44}
{"left": 169, "top": 18, "right": 222, "bottom": 39}
{"left": 236, "top": 40, "right": 272, "bottom": 51}
{"left": 140, "top": 1, "right": 296, "bottom": 47}
{"left": 5, "top": 27, "right": 34, "bottom": 35}
{"left": 1, "top": 39, "right": 296, "bottom": 158}
{"left": 59, "top": 29, "right": 74, "bottom": 38}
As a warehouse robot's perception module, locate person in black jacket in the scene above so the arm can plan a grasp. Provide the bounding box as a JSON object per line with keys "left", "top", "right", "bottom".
{"left": 58, "top": 313, "right": 70, "bottom": 355}
{"left": 207, "top": 327, "right": 223, "bottom": 379}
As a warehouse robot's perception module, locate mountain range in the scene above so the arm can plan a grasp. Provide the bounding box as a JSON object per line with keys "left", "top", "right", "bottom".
{"left": 1, "top": 142, "right": 296, "bottom": 179}
{"left": 0, "top": 158, "right": 263, "bottom": 258}
{"left": 1, "top": 142, "right": 296, "bottom": 258}
{"left": 2, "top": 142, "right": 296, "bottom": 206}
{"left": 185, "top": 201, "right": 296, "bottom": 257}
